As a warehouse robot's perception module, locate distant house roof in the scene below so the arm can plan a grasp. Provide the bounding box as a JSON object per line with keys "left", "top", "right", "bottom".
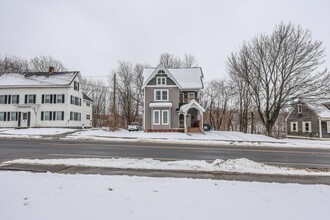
{"left": 142, "top": 65, "right": 204, "bottom": 89}
{"left": 305, "top": 102, "right": 330, "bottom": 118}
{"left": 83, "top": 93, "right": 94, "bottom": 103}
{"left": 0, "top": 71, "right": 79, "bottom": 88}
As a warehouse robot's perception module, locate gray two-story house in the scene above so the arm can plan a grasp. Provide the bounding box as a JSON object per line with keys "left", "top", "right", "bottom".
{"left": 142, "top": 64, "right": 205, "bottom": 133}
{"left": 286, "top": 100, "right": 330, "bottom": 139}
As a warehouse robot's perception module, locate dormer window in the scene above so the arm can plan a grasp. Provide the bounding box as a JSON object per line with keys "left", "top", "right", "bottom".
{"left": 297, "top": 104, "right": 302, "bottom": 114}
{"left": 157, "top": 77, "right": 166, "bottom": 85}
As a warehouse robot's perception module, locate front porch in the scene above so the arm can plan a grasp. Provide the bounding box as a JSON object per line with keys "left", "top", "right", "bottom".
{"left": 178, "top": 99, "right": 205, "bottom": 133}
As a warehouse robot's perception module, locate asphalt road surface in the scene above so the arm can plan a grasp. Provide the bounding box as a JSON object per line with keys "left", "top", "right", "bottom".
{"left": 1, "top": 138, "right": 330, "bottom": 170}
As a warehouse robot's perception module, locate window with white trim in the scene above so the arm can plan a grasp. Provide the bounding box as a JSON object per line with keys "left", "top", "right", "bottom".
{"left": 11, "top": 95, "right": 19, "bottom": 104}
{"left": 153, "top": 110, "right": 160, "bottom": 125}
{"left": 74, "top": 81, "right": 79, "bottom": 91}
{"left": 56, "top": 111, "right": 64, "bottom": 121}
{"left": 44, "top": 111, "right": 51, "bottom": 121}
{"left": 290, "top": 122, "right": 298, "bottom": 132}
{"left": 0, "top": 95, "right": 5, "bottom": 104}
{"left": 297, "top": 104, "right": 302, "bottom": 114}
{"left": 70, "top": 112, "right": 81, "bottom": 121}
{"left": 327, "top": 121, "right": 330, "bottom": 133}
{"left": 188, "top": 92, "right": 195, "bottom": 99}
{"left": 0, "top": 112, "right": 5, "bottom": 121}
{"left": 156, "top": 77, "right": 166, "bottom": 85}
{"left": 56, "top": 94, "right": 63, "bottom": 103}
{"left": 10, "top": 112, "right": 18, "bottom": 121}
{"left": 162, "top": 110, "right": 169, "bottom": 125}
{"left": 25, "top": 94, "right": 36, "bottom": 104}
{"left": 45, "top": 95, "right": 51, "bottom": 103}
{"left": 154, "top": 90, "right": 168, "bottom": 101}
{"left": 302, "top": 121, "right": 311, "bottom": 132}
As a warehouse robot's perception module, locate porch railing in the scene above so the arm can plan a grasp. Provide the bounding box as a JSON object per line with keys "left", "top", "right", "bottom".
{"left": 179, "top": 98, "right": 199, "bottom": 103}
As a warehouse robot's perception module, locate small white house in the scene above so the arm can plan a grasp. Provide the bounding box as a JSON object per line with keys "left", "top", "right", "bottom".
{"left": 0, "top": 69, "right": 93, "bottom": 128}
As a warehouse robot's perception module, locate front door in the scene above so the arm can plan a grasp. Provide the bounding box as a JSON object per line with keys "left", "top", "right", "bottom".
{"left": 21, "top": 112, "right": 28, "bottom": 128}
{"left": 186, "top": 114, "right": 191, "bottom": 128}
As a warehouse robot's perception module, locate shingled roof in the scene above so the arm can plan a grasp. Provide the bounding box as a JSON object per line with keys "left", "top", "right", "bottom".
{"left": 142, "top": 65, "right": 204, "bottom": 90}
{"left": 0, "top": 71, "right": 79, "bottom": 88}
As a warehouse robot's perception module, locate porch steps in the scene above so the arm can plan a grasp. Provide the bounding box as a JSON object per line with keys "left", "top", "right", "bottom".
{"left": 187, "top": 127, "right": 201, "bottom": 133}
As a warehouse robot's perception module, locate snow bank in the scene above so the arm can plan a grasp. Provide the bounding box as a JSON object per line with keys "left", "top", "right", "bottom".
{"left": 1, "top": 171, "right": 330, "bottom": 220}
{"left": 4, "top": 158, "right": 330, "bottom": 176}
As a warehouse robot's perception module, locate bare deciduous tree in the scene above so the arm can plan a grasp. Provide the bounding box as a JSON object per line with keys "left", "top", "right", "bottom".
{"left": 29, "top": 55, "right": 67, "bottom": 72}
{"left": 0, "top": 55, "right": 29, "bottom": 73}
{"left": 159, "top": 53, "right": 198, "bottom": 68}
{"left": 204, "top": 79, "right": 235, "bottom": 131}
{"left": 227, "top": 52, "right": 252, "bottom": 133}
{"left": 83, "top": 79, "right": 109, "bottom": 127}
{"left": 227, "top": 22, "right": 330, "bottom": 136}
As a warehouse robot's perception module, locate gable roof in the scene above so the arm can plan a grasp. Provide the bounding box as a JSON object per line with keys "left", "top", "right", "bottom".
{"left": 179, "top": 99, "right": 205, "bottom": 113}
{"left": 83, "top": 93, "right": 94, "bottom": 103}
{"left": 142, "top": 65, "right": 204, "bottom": 90}
{"left": 0, "top": 71, "right": 80, "bottom": 88}
{"left": 305, "top": 102, "right": 330, "bottom": 118}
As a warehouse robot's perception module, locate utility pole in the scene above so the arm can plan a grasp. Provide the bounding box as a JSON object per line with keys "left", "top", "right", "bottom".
{"left": 249, "top": 85, "right": 254, "bottom": 134}
{"left": 111, "top": 73, "right": 117, "bottom": 130}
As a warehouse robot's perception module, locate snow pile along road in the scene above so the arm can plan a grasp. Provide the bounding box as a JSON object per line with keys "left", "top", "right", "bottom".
{"left": 4, "top": 158, "right": 330, "bottom": 176}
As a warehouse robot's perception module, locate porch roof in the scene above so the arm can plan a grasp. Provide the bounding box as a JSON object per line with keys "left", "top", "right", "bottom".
{"left": 149, "top": 102, "right": 173, "bottom": 108}
{"left": 179, "top": 99, "right": 205, "bottom": 114}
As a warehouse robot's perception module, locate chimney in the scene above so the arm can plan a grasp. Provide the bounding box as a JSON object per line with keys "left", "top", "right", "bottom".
{"left": 49, "top": 66, "right": 55, "bottom": 73}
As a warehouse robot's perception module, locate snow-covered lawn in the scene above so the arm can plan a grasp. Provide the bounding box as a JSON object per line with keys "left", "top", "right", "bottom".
{"left": 1, "top": 171, "right": 330, "bottom": 220}
{"left": 2, "top": 127, "right": 330, "bottom": 149}
{"left": 0, "top": 128, "right": 76, "bottom": 136}
{"left": 69, "top": 129, "right": 330, "bottom": 149}
{"left": 4, "top": 158, "right": 330, "bottom": 176}
{"left": 71, "top": 129, "right": 278, "bottom": 142}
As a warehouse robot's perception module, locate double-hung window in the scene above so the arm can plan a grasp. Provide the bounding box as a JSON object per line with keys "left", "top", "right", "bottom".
{"left": 297, "top": 104, "right": 302, "bottom": 114}
{"left": 156, "top": 77, "right": 166, "bottom": 85}
{"left": 25, "top": 94, "right": 36, "bottom": 104}
{"left": 327, "top": 121, "right": 330, "bottom": 134}
{"left": 56, "top": 111, "right": 63, "bottom": 121}
{"left": 154, "top": 90, "right": 168, "bottom": 101}
{"left": 153, "top": 110, "right": 160, "bottom": 125}
{"left": 44, "top": 111, "right": 51, "bottom": 121}
{"left": 45, "top": 95, "right": 51, "bottom": 103}
{"left": 0, "top": 112, "right": 5, "bottom": 121}
{"left": 290, "top": 122, "right": 298, "bottom": 132}
{"left": 302, "top": 121, "right": 311, "bottom": 132}
{"left": 10, "top": 112, "right": 18, "bottom": 121}
{"left": 0, "top": 95, "right": 6, "bottom": 104}
{"left": 74, "top": 81, "right": 79, "bottom": 91}
{"left": 162, "top": 110, "right": 169, "bottom": 125}
{"left": 11, "top": 95, "right": 19, "bottom": 104}
{"left": 56, "top": 95, "right": 63, "bottom": 103}
{"left": 188, "top": 92, "right": 195, "bottom": 99}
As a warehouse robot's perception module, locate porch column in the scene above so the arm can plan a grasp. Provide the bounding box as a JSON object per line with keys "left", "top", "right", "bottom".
{"left": 169, "top": 107, "right": 171, "bottom": 130}
{"left": 184, "top": 113, "right": 187, "bottom": 133}
{"left": 200, "top": 111, "right": 203, "bottom": 132}
{"left": 319, "top": 119, "right": 322, "bottom": 139}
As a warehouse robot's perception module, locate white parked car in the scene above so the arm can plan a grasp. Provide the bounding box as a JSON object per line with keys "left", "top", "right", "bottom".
{"left": 128, "top": 122, "right": 140, "bottom": 131}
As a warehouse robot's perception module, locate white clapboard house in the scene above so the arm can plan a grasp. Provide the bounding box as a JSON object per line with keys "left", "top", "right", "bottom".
{"left": 0, "top": 68, "right": 93, "bottom": 128}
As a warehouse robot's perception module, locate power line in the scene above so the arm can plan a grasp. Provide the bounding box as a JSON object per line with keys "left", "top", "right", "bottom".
{"left": 83, "top": 75, "right": 109, "bottom": 77}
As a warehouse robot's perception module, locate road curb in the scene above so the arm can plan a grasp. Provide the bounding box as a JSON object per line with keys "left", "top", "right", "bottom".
{"left": 1, "top": 163, "right": 330, "bottom": 185}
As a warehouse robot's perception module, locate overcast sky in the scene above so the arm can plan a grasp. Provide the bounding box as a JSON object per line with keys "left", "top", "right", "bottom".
{"left": 1, "top": 0, "right": 329, "bottom": 81}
